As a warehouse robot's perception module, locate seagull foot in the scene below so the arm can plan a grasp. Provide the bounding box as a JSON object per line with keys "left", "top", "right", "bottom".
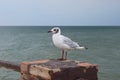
{"left": 57, "top": 58, "right": 67, "bottom": 61}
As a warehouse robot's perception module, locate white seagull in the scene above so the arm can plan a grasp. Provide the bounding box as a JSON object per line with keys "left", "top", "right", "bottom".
{"left": 48, "top": 27, "right": 87, "bottom": 60}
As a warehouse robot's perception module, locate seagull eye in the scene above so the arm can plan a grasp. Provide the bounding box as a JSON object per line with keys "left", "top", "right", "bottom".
{"left": 54, "top": 29, "right": 56, "bottom": 31}
{"left": 53, "top": 29, "right": 59, "bottom": 33}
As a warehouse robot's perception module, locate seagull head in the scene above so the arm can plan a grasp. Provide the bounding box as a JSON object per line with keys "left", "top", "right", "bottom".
{"left": 48, "top": 27, "right": 61, "bottom": 34}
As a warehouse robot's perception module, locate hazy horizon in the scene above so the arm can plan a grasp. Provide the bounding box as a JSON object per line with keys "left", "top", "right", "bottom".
{"left": 0, "top": 0, "right": 120, "bottom": 26}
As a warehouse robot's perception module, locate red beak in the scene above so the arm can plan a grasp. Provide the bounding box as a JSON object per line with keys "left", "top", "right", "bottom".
{"left": 48, "top": 30, "right": 52, "bottom": 33}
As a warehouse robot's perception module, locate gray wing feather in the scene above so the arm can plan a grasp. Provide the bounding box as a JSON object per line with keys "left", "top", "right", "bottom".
{"left": 61, "top": 35, "right": 80, "bottom": 48}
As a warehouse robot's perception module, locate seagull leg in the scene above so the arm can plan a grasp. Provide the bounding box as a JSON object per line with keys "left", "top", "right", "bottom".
{"left": 57, "top": 50, "right": 65, "bottom": 60}
{"left": 65, "top": 51, "right": 67, "bottom": 60}
{"left": 62, "top": 50, "right": 65, "bottom": 60}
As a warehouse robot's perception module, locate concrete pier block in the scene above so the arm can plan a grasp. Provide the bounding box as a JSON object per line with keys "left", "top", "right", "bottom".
{"left": 20, "top": 59, "right": 98, "bottom": 80}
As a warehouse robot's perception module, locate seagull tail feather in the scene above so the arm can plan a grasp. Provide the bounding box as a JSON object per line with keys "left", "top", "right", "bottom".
{"left": 76, "top": 46, "right": 88, "bottom": 50}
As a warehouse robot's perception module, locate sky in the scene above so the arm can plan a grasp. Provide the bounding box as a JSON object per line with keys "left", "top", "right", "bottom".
{"left": 0, "top": 0, "right": 120, "bottom": 26}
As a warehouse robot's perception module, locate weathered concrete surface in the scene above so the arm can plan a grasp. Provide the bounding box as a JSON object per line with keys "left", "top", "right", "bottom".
{"left": 20, "top": 59, "right": 98, "bottom": 80}
{"left": 0, "top": 60, "right": 20, "bottom": 72}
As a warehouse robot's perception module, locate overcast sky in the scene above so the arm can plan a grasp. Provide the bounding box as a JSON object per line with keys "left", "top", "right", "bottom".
{"left": 0, "top": 0, "right": 120, "bottom": 26}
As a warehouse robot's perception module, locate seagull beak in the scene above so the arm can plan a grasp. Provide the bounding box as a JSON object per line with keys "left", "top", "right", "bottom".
{"left": 48, "top": 30, "right": 52, "bottom": 33}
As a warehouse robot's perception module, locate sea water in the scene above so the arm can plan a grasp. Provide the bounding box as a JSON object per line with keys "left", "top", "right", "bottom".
{"left": 0, "top": 26, "right": 120, "bottom": 80}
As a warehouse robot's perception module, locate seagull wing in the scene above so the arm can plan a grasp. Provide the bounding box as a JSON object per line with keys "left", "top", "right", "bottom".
{"left": 60, "top": 35, "right": 80, "bottom": 49}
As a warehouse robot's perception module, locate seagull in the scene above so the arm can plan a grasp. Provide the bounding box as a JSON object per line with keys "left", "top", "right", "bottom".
{"left": 48, "top": 27, "right": 87, "bottom": 60}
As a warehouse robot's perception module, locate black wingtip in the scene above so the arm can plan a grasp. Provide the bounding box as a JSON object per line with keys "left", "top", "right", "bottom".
{"left": 85, "top": 47, "right": 88, "bottom": 50}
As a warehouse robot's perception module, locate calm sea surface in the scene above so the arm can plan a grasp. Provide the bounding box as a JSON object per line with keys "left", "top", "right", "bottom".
{"left": 0, "top": 26, "right": 120, "bottom": 80}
